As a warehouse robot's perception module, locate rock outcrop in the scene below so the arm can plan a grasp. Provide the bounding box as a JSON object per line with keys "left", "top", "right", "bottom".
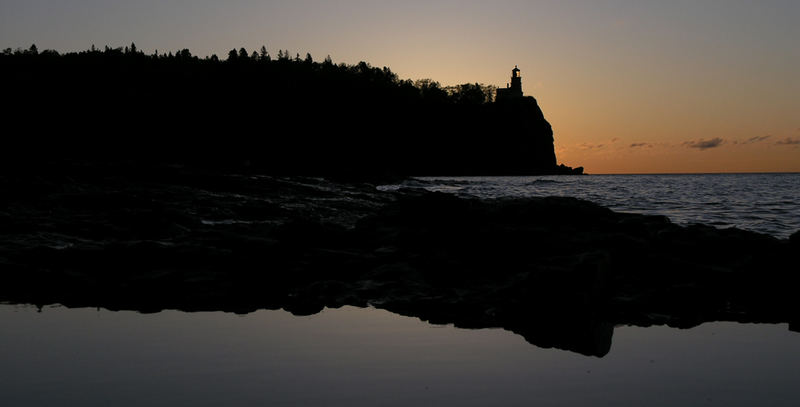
{"left": 1, "top": 170, "right": 794, "bottom": 357}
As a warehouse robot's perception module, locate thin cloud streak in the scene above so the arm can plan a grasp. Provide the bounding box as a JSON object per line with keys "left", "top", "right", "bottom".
{"left": 743, "top": 135, "right": 771, "bottom": 144}
{"left": 579, "top": 143, "right": 605, "bottom": 150}
{"left": 684, "top": 138, "right": 724, "bottom": 150}
{"left": 775, "top": 137, "right": 800, "bottom": 145}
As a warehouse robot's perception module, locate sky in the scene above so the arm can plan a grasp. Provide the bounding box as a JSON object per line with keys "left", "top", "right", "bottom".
{"left": 2, "top": 0, "right": 798, "bottom": 173}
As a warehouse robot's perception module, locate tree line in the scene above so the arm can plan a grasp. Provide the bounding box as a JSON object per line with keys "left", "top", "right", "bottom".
{"left": 2, "top": 43, "right": 498, "bottom": 105}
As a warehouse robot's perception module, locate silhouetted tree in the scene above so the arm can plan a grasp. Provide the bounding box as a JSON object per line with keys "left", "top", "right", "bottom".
{"left": 238, "top": 48, "right": 248, "bottom": 60}
{"left": 227, "top": 49, "right": 238, "bottom": 62}
{"left": 447, "top": 83, "right": 494, "bottom": 105}
{"left": 381, "top": 66, "right": 398, "bottom": 83}
{"left": 483, "top": 84, "right": 497, "bottom": 103}
{"left": 415, "top": 79, "right": 448, "bottom": 103}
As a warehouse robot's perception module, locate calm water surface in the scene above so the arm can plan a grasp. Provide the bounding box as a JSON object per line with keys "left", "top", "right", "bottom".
{"left": 383, "top": 173, "right": 800, "bottom": 238}
{"left": 1, "top": 305, "right": 799, "bottom": 406}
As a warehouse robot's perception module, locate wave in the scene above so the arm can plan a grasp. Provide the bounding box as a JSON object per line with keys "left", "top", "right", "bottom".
{"left": 525, "top": 179, "right": 563, "bottom": 186}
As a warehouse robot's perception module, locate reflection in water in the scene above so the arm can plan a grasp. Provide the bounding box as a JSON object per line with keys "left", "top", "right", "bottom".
{"left": 1, "top": 305, "right": 799, "bottom": 407}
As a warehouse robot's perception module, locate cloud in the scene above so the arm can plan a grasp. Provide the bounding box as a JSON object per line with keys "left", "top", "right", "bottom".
{"left": 776, "top": 137, "right": 800, "bottom": 145}
{"left": 579, "top": 143, "right": 605, "bottom": 150}
{"left": 742, "top": 135, "right": 771, "bottom": 144}
{"left": 684, "top": 138, "right": 724, "bottom": 150}
{"left": 629, "top": 142, "right": 652, "bottom": 148}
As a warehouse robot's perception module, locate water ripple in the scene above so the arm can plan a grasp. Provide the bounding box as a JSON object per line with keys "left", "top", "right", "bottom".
{"left": 397, "top": 174, "right": 800, "bottom": 239}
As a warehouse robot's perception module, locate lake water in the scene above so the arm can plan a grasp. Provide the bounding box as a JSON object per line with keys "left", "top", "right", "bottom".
{"left": 382, "top": 173, "right": 800, "bottom": 239}
{"left": 2, "top": 304, "right": 800, "bottom": 407}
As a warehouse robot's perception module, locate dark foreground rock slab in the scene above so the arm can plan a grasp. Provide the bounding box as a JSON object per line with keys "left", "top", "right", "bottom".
{"left": 1, "top": 170, "right": 797, "bottom": 357}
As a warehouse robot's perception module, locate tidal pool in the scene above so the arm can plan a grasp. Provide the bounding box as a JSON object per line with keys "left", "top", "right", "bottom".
{"left": 1, "top": 304, "right": 798, "bottom": 406}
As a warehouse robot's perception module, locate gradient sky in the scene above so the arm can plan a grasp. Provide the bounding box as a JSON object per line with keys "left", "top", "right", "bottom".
{"left": 2, "top": 0, "right": 798, "bottom": 173}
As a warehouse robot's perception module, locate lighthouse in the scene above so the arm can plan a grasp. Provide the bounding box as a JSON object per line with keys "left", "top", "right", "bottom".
{"left": 496, "top": 65, "right": 524, "bottom": 101}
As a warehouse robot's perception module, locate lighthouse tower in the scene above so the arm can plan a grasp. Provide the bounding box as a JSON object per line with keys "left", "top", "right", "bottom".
{"left": 510, "top": 66, "right": 522, "bottom": 96}
{"left": 496, "top": 65, "right": 524, "bottom": 101}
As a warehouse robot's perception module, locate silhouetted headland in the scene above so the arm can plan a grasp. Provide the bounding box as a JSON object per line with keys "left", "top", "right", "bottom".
{"left": 1, "top": 170, "right": 797, "bottom": 357}
{"left": 1, "top": 44, "right": 581, "bottom": 177}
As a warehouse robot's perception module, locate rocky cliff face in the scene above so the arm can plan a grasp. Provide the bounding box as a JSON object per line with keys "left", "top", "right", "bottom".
{"left": 393, "top": 96, "right": 581, "bottom": 176}
{"left": 490, "top": 96, "right": 560, "bottom": 173}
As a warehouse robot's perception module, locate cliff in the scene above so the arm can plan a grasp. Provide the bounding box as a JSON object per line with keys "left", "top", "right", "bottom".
{"left": 1, "top": 46, "right": 581, "bottom": 176}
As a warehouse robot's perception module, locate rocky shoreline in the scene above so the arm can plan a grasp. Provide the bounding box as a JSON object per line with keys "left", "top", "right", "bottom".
{"left": 1, "top": 169, "right": 798, "bottom": 357}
